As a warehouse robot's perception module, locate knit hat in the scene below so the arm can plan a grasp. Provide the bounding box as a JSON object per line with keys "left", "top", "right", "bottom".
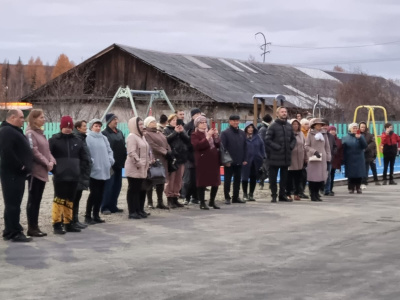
{"left": 60, "top": 116, "right": 73, "bottom": 130}
{"left": 144, "top": 116, "right": 156, "bottom": 128}
{"left": 105, "top": 113, "right": 117, "bottom": 125}
{"left": 190, "top": 108, "right": 201, "bottom": 117}
{"left": 229, "top": 115, "right": 240, "bottom": 121}
{"left": 88, "top": 118, "right": 102, "bottom": 130}
{"left": 328, "top": 125, "right": 337, "bottom": 132}
{"left": 348, "top": 122, "right": 359, "bottom": 132}
{"left": 194, "top": 115, "right": 207, "bottom": 127}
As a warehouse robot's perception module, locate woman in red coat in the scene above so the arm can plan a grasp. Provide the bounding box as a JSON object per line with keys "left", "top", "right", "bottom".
{"left": 191, "top": 116, "right": 221, "bottom": 210}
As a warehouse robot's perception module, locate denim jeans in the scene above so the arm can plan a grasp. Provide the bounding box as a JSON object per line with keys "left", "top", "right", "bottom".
{"left": 101, "top": 168, "right": 123, "bottom": 212}
{"left": 324, "top": 162, "right": 332, "bottom": 194}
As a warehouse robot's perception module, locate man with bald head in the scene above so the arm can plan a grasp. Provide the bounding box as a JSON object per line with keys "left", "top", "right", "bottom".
{"left": 0, "top": 109, "right": 33, "bottom": 242}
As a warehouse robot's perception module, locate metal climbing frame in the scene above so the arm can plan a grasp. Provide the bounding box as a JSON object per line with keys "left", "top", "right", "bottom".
{"left": 100, "top": 86, "right": 175, "bottom": 121}
{"left": 353, "top": 105, "right": 388, "bottom": 166}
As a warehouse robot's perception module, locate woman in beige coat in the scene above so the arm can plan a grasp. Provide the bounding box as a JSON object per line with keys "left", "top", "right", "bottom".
{"left": 125, "top": 117, "right": 151, "bottom": 219}
{"left": 286, "top": 119, "right": 307, "bottom": 201}
{"left": 305, "top": 118, "right": 331, "bottom": 202}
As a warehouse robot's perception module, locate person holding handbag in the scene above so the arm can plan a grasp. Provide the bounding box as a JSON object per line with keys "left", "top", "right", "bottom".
{"left": 191, "top": 115, "right": 221, "bottom": 209}
{"left": 143, "top": 116, "right": 170, "bottom": 210}
{"left": 125, "top": 117, "right": 152, "bottom": 219}
{"left": 305, "top": 118, "right": 331, "bottom": 202}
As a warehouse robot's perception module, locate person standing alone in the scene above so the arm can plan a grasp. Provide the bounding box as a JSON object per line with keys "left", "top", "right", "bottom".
{"left": 265, "top": 107, "right": 296, "bottom": 203}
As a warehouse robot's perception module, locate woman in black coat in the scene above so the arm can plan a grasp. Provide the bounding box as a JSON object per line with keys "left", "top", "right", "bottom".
{"left": 163, "top": 114, "right": 191, "bottom": 208}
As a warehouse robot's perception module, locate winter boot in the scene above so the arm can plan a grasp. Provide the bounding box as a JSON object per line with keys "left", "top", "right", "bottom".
{"left": 146, "top": 188, "right": 154, "bottom": 208}
{"left": 174, "top": 197, "right": 184, "bottom": 208}
{"left": 243, "top": 193, "right": 249, "bottom": 201}
{"left": 85, "top": 216, "right": 97, "bottom": 225}
{"left": 200, "top": 200, "right": 210, "bottom": 210}
{"left": 248, "top": 193, "right": 256, "bottom": 201}
{"left": 156, "top": 198, "right": 169, "bottom": 209}
{"left": 271, "top": 194, "right": 277, "bottom": 203}
{"left": 310, "top": 191, "right": 318, "bottom": 202}
{"left": 92, "top": 215, "right": 105, "bottom": 224}
{"left": 53, "top": 222, "right": 66, "bottom": 235}
{"left": 73, "top": 214, "right": 88, "bottom": 229}
{"left": 27, "top": 225, "right": 47, "bottom": 237}
{"left": 65, "top": 222, "right": 81, "bottom": 232}
{"left": 167, "top": 197, "right": 177, "bottom": 209}
{"left": 382, "top": 180, "right": 388, "bottom": 185}
{"left": 389, "top": 180, "right": 397, "bottom": 185}
{"left": 356, "top": 184, "right": 362, "bottom": 194}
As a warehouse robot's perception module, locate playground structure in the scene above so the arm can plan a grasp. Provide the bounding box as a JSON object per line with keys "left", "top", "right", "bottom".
{"left": 252, "top": 94, "right": 286, "bottom": 125}
{"left": 353, "top": 105, "right": 388, "bottom": 166}
{"left": 100, "top": 86, "right": 175, "bottom": 121}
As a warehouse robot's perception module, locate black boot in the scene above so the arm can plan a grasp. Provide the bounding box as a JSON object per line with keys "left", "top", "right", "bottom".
{"left": 389, "top": 180, "right": 397, "bottom": 185}
{"left": 146, "top": 188, "right": 154, "bottom": 208}
{"left": 310, "top": 191, "right": 318, "bottom": 202}
{"left": 200, "top": 200, "right": 210, "bottom": 210}
{"left": 65, "top": 222, "right": 81, "bottom": 232}
{"left": 271, "top": 194, "right": 277, "bottom": 203}
{"left": 85, "top": 216, "right": 97, "bottom": 225}
{"left": 93, "top": 215, "right": 105, "bottom": 224}
{"left": 248, "top": 193, "right": 255, "bottom": 201}
{"left": 53, "top": 222, "right": 66, "bottom": 234}
{"left": 73, "top": 214, "right": 88, "bottom": 229}
{"left": 174, "top": 197, "right": 184, "bottom": 208}
{"left": 27, "top": 225, "right": 47, "bottom": 237}
{"left": 167, "top": 197, "right": 177, "bottom": 209}
{"left": 155, "top": 185, "right": 169, "bottom": 209}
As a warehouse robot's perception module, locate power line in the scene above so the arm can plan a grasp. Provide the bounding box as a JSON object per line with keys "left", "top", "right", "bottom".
{"left": 271, "top": 40, "right": 400, "bottom": 50}
{"left": 294, "top": 56, "right": 400, "bottom": 66}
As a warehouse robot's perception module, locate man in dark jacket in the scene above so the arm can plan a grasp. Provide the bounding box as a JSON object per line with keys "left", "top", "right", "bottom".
{"left": 265, "top": 107, "right": 296, "bottom": 202}
{"left": 72, "top": 120, "right": 92, "bottom": 229}
{"left": 49, "top": 116, "right": 89, "bottom": 234}
{"left": 221, "top": 115, "right": 247, "bottom": 204}
{"left": 258, "top": 114, "right": 273, "bottom": 189}
{"left": 101, "top": 113, "right": 127, "bottom": 214}
{"left": 322, "top": 119, "right": 337, "bottom": 196}
{"left": 182, "top": 108, "right": 202, "bottom": 205}
{"left": 359, "top": 121, "right": 380, "bottom": 187}
{"left": 0, "top": 109, "right": 33, "bottom": 242}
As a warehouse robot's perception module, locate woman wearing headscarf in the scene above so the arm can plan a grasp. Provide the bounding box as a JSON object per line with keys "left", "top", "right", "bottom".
{"left": 25, "top": 109, "right": 56, "bottom": 237}
{"left": 85, "top": 119, "right": 115, "bottom": 224}
{"left": 286, "top": 119, "right": 307, "bottom": 201}
{"left": 342, "top": 123, "right": 367, "bottom": 193}
{"left": 191, "top": 115, "right": 221, "bottom": 209}
{"left": 125, "top": 117, "right": 152, "bottom": 219}
{"left": 327, "top": 126, "right": 343, "bottom": 195}
{"left": 241, "top": 121, "right": 265, "bottom": 201}
{"left": 305, "top": 118, "right": 331, "bottom": 201}
{"left": 163, "top": 114, "right": 191, "bottom": 208}
{"left": 143, "top": 116, "right": 170, "bottom": 210}
{"left": 299, "top": 118, "right": 311, "bottom": 199}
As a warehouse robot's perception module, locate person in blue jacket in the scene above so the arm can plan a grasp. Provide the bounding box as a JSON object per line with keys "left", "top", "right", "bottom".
{"left": 342, "top": 123, "right": 367, "bottom": 194}
{"left": 241, "top": 122, "right": 265, "bottom": 201}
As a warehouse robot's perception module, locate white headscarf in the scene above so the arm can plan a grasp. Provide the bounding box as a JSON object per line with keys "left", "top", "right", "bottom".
{"left": 315, "top": 132, "right": 325, "bottom": 141}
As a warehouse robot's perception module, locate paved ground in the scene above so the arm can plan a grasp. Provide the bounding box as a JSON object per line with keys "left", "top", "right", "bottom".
{"left": 1, "top": 182, "right": 400, "bottom": 300}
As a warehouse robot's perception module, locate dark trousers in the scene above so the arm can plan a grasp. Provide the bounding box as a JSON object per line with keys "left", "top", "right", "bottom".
{"left": 224, "top": 164, "right": 242, "bottom": 200}
{"left": 101, "top": 168, "right": 122, "bottom": 212}
{"left": 242, "top": 163, "right": 257, "bottom": 195}
{"left": 197, "top": 186, "right": 218, "bottom": 202}
{"left": 301, "top": 167, "right": 308, "bottom": 193}
{"left": 286, "top": 170, "right": 302, "bottom": 196}
{"left": 324, "top": 162, "right": 332, "bottom": 194}
{"left": 308, "top": 181, "right": 324, "bottom": 194}
{"left": 383, "top": 156, "right": 396, "bottom": 181}
{"left": 184, "top": 167, "right": 198, "bottom": 201}
{"left": 348, "top": 177, "right": 362, "bottom": 190}
{"left": 1, "top": 173, "right": 26, "bottom": 239}
{"left": 73, "top": 189, "right": 84, "bottom": 216}
{"left": 146, "top": 184, "right": 164, "bottom": 206}
{"left": 330, "top": 168, "right": 336, "bottom": 192}
{"left": 362, "top": 160, "right": 379, "bottom": 184}
{"left": 27, "top": 176, "right": 46, "bottom": 227}
{"left": 127, "top": 177, "right": 146, "bottom": 214}
{"left": 86, "top": 178, "right": 106, "bottom": 218}
{"left": 269, "top": 166, "right": 288, "bottom": 197}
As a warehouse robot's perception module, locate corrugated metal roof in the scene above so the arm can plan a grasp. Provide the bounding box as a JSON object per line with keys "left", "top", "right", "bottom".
{"left": 116, "top": 44, "right": 341, "bottom": 108}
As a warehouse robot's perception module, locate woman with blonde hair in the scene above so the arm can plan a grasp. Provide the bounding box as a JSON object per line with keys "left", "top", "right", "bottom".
{"left": 25, "top": 109, "right": 56, "bottom": 237}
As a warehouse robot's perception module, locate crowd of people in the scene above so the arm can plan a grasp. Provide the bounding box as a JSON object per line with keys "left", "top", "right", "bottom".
{"left": 0, "top": 107, "right": 398, "bottom": 242}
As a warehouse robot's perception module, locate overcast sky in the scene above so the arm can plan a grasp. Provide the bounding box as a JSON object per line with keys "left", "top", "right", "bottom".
{"left": 2, "top": 0, "right": 400, "bottom": 79}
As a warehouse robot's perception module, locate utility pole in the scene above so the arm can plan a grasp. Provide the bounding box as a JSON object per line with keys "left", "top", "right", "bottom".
{"left": 255, "top": 32, "right": 271, "bottom": 63}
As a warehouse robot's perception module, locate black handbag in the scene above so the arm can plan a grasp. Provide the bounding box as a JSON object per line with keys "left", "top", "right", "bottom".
{"left": 168, "top": 158, "right": 179, "bottom": 173}
{"left": 220, "top": 142, "right": 233, "bottom": 165}
{"left": 147, "top": 160, "right": 166, "bottom": 180}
